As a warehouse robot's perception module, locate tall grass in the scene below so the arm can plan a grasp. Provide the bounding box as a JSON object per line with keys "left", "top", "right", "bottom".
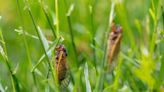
{"left": 16, "top": 0, "right": 37, "bottom": 89}
{"left": 0, "top": 0, "right": 164, "bottom": 92}
{"left": 0, "top": 31, "right": 19, "bottom": 92}
{"left": 25, "top": 0, "right": 59, "bottom": 91}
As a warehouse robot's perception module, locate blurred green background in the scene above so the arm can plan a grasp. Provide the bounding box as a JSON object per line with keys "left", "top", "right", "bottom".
{"left": 0, "top": 0, "right": 164, "bottom": 92}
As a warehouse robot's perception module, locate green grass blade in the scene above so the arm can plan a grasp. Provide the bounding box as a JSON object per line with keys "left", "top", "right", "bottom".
{"left": 39, "top": 0, "right": 57, "bottom": 38}
{"left": 25, "top": 0, "right": 59, "bottom": 91}
{"left": 0, "top": 82, "right": 5, "bottom": 92}
{"left": 115, "top": 2, "right": 135, "bottom": 48}
{"left": 37, "top": 26, "right": 50, "bottom": 57}
{"left": 14, "top": 29, "right": 53, "bottom": 44}
{"left": 84, "top": 62, "right": 92, "bottom": 92}
{"left": 66, "top": 4, "right": 78, "bottom": 68}
{"left": 31, "top": 38, "right": 61, "bottom": 72}
{"left": 95, "top": 2, "right": 115, "bottom": 91}
{"left": 158, "top": 6, "right": 164, "bottom": 89}
{"left": 0, "top": 30, "right": 20, "bottom": 92}
{"left": 89, "top": 5, "right": 97, "bottom": 69}
{"left": 55, "top": 0, "right": 59, "bottom": 38}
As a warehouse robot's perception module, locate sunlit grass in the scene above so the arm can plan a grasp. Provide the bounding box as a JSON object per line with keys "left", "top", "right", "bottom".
{"left": 0, "top": 0, "right": 164, "bottom": 92}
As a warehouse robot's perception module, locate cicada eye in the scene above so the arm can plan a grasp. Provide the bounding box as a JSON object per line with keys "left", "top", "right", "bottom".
{"left": 56, "top": 56, "right": 59, "bottom": 60}
{"left": 63, "top": 49, "right": 66, "bottom": 52}
{"left": 112, "top": 35, "right": 117, "bottom": 41}
{"left": 65, "top": 52, "right": 68, "bottom": 56}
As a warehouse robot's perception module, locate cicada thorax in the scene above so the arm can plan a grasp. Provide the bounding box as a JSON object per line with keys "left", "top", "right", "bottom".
{"left": 55, "top": 44, "right": 69, "bottom": 87}
{"left": 108, "top": 23, "right": 122, "bottom": 65}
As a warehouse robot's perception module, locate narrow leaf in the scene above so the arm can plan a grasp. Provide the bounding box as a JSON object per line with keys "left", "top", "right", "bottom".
{"left": 14, "top": 29, "right": 52, "bottom": 44}
{"left": 31, "top": 38, "right": 61, "bottom": 72}
{"left": 37, "top": 26, "right": 50, "bottom": 58}
{"left": 84, "top": 62, "right": 92, "bottom": 92}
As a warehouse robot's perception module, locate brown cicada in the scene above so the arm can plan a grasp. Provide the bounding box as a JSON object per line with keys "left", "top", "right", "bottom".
{"left": 55, "top": 44, "right": 69, "bottom": 87}
{"left": 108, "top": 23, "right": 122, "bottom": 65}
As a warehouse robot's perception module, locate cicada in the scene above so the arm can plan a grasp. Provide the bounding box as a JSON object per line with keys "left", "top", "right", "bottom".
{"left": 108, "top": 23, "right": 122, "bottom": 65}
{"left": 55, "top": 44, "right": 69, "bottom": 87}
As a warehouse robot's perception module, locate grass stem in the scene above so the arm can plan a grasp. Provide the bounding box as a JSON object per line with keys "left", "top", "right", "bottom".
{"left": 89, "top": 5, "right": 97, "bottom": 69}
{"left": 0, "top": 31, "right": 20, "bottom": 92}
{"left": 67, "top": 15, "right": 78, "bottom": 68}
{"left": 40, "top": 1, "right": 57, "bottom": 38}
{"left": 25, "top": 0, "right": 59, "bottom": 91}
{"left": 55, "top": 0, "right": 59, "bottom": 38}
{"left": 16, "top": 0, "right": 37, "bottom": 88}
{"left": 66, "top": 4, "right": 78, "bottom": 68}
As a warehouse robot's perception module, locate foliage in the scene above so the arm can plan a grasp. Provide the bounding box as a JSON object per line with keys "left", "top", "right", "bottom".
{"left": 0, "top": 0, "right": 164, "bottom": 91}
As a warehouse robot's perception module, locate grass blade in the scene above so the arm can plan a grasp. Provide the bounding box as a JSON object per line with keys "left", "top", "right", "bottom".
{"left": 31, "top": 37, "right": 61, "bottom": 72}
{"left": 158, "top": 6, "right": 164, "bottom": 89}
{"left": 0, "top": 30, "right": 20, "bottom": 92}
{"left": 66, "top": 4, "right": 78, "bottom": 68}
{"left": 14, "top": 29, "right": 52, "bottom": 44}
{"left": 37, "top": 26, "right": 50, "bottom": 57}
{"left": 84, "top": 62, "right": 92, "bottom": 92}
{"left": 25, "top": 0, "right": 59, "bottom": 91}
{"left": 89, "top": 5, "right": 97, "bottom": 69}
{"left": 39, "top": 0, "right": 57, "bottom": 38}
{"left": 0, "top": 82, "right": 5, "bottom": 92}
{"left": 55, "top": 0, "right": 59, "bottom": 38}
{"left": 95, "top": 2, "right": 115, "bottom": 92}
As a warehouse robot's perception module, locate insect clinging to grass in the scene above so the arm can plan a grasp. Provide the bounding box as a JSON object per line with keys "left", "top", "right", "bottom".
{"left": 107, "top": 22, "right": 122, "bottom": 67}
{"left": 55, "top": 44, "right": 70, "bottom": 87}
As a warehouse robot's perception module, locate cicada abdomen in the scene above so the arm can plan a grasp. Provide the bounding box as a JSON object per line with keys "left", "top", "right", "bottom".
{"left": 108, "top": 23, "right": 122, "bottom": 66}
{"left": 55, "top": 44, "right": 69, "bottom": 87}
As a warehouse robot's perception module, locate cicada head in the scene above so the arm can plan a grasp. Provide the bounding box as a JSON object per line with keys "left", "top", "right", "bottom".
{"left": 55, "top": 44, "right": 67, "bottom": 60}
